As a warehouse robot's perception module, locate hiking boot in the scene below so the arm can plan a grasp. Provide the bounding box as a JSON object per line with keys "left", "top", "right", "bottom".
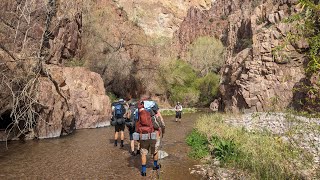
{"left": 120, "top": 144, "right": 124, "bottom": 148}
{"left": 141, "top": 172, "right": 146, "bottom": 176}
{"left": 153, "top": 164, "right": 161, "bottom": 170}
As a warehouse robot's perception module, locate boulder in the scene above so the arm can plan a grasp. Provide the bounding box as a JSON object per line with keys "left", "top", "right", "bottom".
{"left": 35, "top": 66, "right": 111, "bottom": 139}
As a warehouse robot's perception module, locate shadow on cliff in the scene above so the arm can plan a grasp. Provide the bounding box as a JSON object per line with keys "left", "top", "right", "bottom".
{"left": 289, "top": 75, "right": 320, "bottom": 112}
{"left": 290, "top": 77, "right": 309, "bottom": 111}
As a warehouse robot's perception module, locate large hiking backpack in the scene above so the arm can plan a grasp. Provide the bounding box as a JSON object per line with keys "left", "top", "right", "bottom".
{"left": 151, "top": 115, "right": 165, "bottom": 130}
{"left": 113, "top": 102, "right": 125, "bottom": 118}
{"left": 143, "top": 100, "right": 164, "bottom": 129}
{"left": 133, "top": 108, "right": 139, "bottom": 121}
{"left": 143, "top": 100, "right": 159, "bottom": 116}
{"left": 125, "top": 107, "right": 137, "bottom": 129}
{"left": 136, "top": 110, "right": 154, "bottom": 134}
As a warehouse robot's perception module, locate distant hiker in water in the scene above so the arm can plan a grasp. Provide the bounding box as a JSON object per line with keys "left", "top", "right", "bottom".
{"left": 136, "top": 100, "right": 161, "bottom": 176}
{"left": 175, "top": 102, "right": 183, "bottom": 122}
{"left": 111, "top": 99, "right": 126, "bottom": 147}
{"left": 125, "top": 102, "right": 140, "bottom": 156}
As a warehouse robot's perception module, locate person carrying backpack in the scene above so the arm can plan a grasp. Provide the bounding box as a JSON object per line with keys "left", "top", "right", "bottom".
{"left": 125, "top": 102, "right": 140, "bottom": 156}
{"left": 111, "top": 99, "right": 126, "bottom": 147}
{"left": 143, "top": 99, "right": 166, "bottom": 156}
{"left": 175, "top": 102, "right": 183, "bottom": 122}
{"left": 136, "top": 101, "right": 160, "bottom": 176}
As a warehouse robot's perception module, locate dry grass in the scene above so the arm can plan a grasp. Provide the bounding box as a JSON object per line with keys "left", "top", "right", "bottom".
{"left": 190, "top": 113, "right": 313, "bottom": 179}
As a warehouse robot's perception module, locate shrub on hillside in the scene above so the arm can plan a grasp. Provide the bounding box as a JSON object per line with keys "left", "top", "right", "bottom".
{"left": 195, "top": 73, "right": 220, "bottom": 106}
{"left": 186, "top": 36, "right": 224, "bottom": 75}
{"left": 160, "top": 60, "right": 220, "bottom": 106}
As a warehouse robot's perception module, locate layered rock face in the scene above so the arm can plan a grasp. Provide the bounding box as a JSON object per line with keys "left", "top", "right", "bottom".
{"left": 113, "top": 0, "right": 213, "bottom": 37}
{"left": 176, "top": 0, "right": 307, "bottom": 112}
{"left": 221, "top": 0, "right": 305, "bottom": 112}
{"left": 36, "top": 66, "right": 111, "bottom": 139}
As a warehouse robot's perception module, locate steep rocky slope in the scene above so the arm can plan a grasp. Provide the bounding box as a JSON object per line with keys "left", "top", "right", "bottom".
{"left": 176, "top": 0, "right": 310, "bottom": 112}
{"left": 113, "top": 0, "right": 213, "bottom": 37}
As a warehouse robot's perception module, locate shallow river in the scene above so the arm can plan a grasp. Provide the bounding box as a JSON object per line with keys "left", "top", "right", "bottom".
{"left": 0, "top": 113, "right": 203, "bottom": 179}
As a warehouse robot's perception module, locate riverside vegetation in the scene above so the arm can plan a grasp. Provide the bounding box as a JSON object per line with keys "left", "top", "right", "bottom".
{"left": 186, "top": 113, "right": 320, "bottom": 179}
{"left": 185, "top": 2, "right": 320, "bottom": 177}
{"left": 160, "top": 108, "right": 197, "bottom": 116}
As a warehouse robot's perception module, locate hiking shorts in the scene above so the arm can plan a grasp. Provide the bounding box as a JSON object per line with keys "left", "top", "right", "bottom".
{"left": 128, "top": 128, "right": 135, "bottom": 140}
{"left": 140, "top": 139, "right": 157, "bottom": 155}
{"left": 175, "top": 111, "right": 182, "bottom": 119}
{"left": 115, "top": 124, "right": 125, "bottom": 132}
{"left": 140, "top": 131, "right": 161, "bottom": 155}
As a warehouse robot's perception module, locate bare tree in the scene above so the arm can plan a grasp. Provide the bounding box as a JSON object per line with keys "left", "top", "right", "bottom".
{"left": 0, "top": 0, "right": 82, "bottom": 144}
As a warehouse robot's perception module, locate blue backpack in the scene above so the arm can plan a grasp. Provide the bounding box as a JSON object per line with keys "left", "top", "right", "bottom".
{"left": 113, "top": 102, "right": 125, "bottom": 118}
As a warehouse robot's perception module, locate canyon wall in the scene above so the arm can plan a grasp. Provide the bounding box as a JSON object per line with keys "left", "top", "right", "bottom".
{"left": 175, "top": 0, "right": 309, "bottom": 112}
{"left": 0, "top": 0, "right": 111, "bottom": 140}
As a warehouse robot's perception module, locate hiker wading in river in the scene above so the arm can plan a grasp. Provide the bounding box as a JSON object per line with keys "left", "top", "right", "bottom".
{"left": 111, "top": 99, "right": 126, "bottom": 147}
{"left": 175, "top": 102, "right": 183, "bottom": 122}
{"left": 125, "top": 102, "right": 140, "bottom": 156}
{"left": 135, "top": 101, "right": 160, "bottom": 176}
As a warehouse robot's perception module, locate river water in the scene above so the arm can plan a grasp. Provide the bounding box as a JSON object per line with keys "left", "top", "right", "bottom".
{"left": 0, "top": 113, "right": 203, "bottom": 179}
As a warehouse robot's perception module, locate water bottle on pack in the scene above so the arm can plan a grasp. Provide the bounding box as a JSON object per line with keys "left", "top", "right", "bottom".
{"left": 133, "top": 132, "right": 140, "bottom": 140}
{"left": 150, "top": 132, "right": 157, "bottom": 140}
{"left": 141, "top": 133, "right": 149, "bottom": 140}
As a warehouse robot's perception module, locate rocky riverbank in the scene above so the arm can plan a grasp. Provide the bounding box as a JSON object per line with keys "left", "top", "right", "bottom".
{"left": 226, "top": 112, "right": 320, "bottom": 165}
{"left": 188, "top": 112, "right": 320, "bottom": 179}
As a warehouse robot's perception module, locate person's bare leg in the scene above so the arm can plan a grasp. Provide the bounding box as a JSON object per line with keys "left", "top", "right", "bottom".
{"left": 141, "top": 154, "right": 147, "bottom": 165}
{"left": 153, "top": 151, "right": 160, "bottom": 170}
{"left": 136, "top": 141, "right": 141, "bottom": 154}
{"left": 141, "top": 153, "right": 147, "bottom": 176}
{"left": 131, "top": 140, "right": 135, "bottom": 152}
{"left": 153, "top": 135, "right": 160, "bottom": 170}
{"left": 114, "top": 131, "right": 118, "bottom": 146}
{"left": 120, "top": 131, "right": 124, "bottom": 147}
{"left": 154, "top": 152, "right": 159, "bottom": 161}
{"left": 120, "top": 131, "right": 124, "bottom": 140}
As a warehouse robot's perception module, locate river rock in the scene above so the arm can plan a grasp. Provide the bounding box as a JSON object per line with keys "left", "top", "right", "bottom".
{"left": 159, "top": 150, "right": 169, "bottom": 159}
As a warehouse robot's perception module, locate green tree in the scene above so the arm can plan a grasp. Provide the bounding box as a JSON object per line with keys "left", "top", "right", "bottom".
{"left": 165, "top": 60, "right": 199, "bottom": 105}
{"left": 195, "top": 73, "right": 220, "bottom": 106}
{"left": 187, "top": 36, "right": 224, "bottom": 75}
{"left": 160, "top": 60, "right": 220, "bottom": 106}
